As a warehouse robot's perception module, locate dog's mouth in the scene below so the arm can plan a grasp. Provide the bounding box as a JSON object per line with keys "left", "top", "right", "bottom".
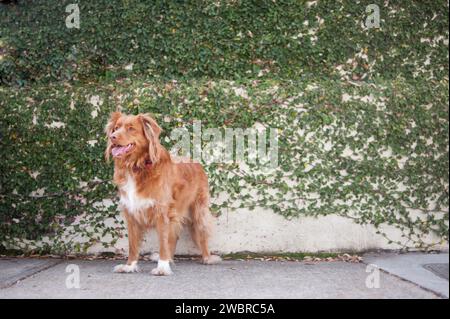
{"left": 111, "top": 143, "right": 135, "bottom": 158}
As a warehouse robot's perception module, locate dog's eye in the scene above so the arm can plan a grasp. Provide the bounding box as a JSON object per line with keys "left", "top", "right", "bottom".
{"left": 128, "top": 126, "right": 134, "bottom": 131}
{"left": 113, "top": 126, "right": 119, "bottom": 132}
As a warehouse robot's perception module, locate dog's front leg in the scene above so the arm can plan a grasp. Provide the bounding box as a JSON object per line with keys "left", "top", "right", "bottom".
{"left": 151, "top": 214, "right": 173, "bottom": 276}
{"left": 114, "top": 211, "right": 143, "bottom": 273}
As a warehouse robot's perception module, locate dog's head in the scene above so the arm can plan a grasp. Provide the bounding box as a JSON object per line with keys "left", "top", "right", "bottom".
{"left": 105, "top": 112, "right": 162, "bottom": 164}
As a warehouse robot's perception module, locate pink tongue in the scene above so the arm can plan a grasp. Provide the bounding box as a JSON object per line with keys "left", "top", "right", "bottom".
{"left": 112, "top": 145, "right": 131, "bottom": 157}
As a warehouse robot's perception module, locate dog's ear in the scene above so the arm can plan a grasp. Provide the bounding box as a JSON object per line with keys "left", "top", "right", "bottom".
{"left": 104, "top": 112, "right": 122, "bottom": 162}
{"left": 140, "top": 113, "right": 162, "bottom": 164}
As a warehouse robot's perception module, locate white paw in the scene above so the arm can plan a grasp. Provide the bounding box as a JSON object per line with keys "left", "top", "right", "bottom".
{"left": 113, "top": 261, "right": 139, "bottom": 273}
{"left": 203, "top": 255, "right": 222, "bottom": 265}
{"left": 149, "top": 252, "right": 160, "bottom": 262}
{"left": 151, "top": 260, "right": 173, "bottom": 276}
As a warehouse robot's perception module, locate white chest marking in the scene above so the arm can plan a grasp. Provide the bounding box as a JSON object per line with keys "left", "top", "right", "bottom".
{"left": 119, "top": 174, "right": 155, "bottom": 213}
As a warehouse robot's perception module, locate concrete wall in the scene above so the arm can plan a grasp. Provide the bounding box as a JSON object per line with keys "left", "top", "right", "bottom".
{"left": 88, "top": 208, "right": 448, "bottom": 255}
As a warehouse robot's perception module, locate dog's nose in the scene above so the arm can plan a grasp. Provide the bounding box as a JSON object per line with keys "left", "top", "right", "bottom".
{"left": 110, "top": 134, "right": 117, "bottom": 141}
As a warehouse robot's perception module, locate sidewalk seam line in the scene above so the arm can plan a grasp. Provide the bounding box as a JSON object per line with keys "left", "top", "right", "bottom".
{"left": 0, "top": 259, "right": 64, "bottom": 289}
{"left": 361, "top": 261, "right": 446, "bottom": 299}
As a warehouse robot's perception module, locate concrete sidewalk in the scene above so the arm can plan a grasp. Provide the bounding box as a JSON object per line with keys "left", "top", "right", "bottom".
{"left": 0, "top": 253, "right": 447, "bottom": 299}
{"left": 364, "top": 252, "right": 449, "bottom": 298}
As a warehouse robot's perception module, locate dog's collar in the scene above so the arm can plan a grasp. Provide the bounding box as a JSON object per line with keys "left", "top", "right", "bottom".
{"left": 132, "top": 159, "right": 153, "bottom": 172}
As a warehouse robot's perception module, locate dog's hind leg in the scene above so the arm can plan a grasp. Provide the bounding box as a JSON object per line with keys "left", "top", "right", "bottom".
{"left": 189, "top": 198, "right": 221, "bottom": 265}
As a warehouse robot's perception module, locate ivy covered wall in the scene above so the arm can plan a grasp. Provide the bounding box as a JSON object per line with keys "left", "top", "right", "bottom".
{"left": 0, "top": 0, "right": 448, "bottom": 253}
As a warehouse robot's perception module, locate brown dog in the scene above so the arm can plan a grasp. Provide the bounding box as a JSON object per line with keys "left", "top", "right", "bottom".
{"left": 105, "top": 112, "right": 221, "bottom": 275}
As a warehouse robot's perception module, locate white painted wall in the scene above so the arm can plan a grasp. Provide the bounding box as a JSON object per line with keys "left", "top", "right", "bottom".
{"left": 88, "top": 208, "right": 449, "bottom": 255}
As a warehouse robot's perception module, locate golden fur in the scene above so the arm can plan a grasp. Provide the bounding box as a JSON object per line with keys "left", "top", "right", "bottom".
{"left": 105, "top": 112, "right": 220, "bottom": 275}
